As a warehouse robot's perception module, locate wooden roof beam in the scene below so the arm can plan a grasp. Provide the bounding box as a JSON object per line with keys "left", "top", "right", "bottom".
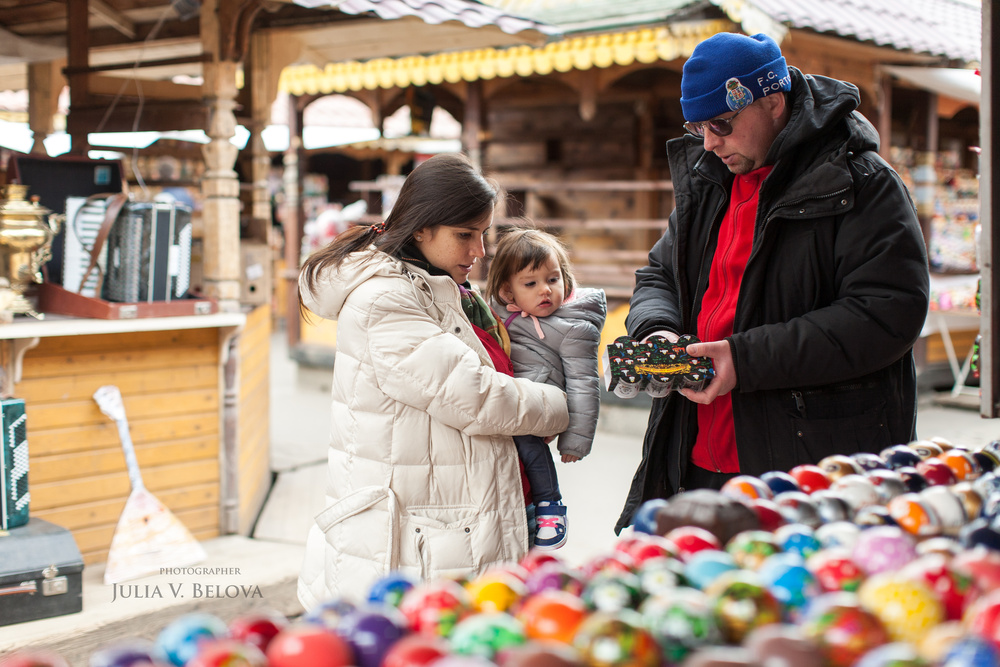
{"left": 89, "top": 0, "right": 136, "bottom": 40}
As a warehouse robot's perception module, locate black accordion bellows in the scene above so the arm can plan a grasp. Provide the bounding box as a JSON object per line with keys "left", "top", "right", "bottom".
{"left": 103, "top": 201, "right": 193, "bottom": 303}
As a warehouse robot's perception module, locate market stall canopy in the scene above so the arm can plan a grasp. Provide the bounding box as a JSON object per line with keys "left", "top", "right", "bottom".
{"left": 0, "top": 0, "right": 559, "bottom": 92}
{"left": 883, "top": 65, "right": 981, "bottom": 106}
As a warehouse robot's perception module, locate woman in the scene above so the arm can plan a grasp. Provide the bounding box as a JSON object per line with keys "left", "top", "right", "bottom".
{"left": 296, "top": 154, "right": 569, "bottom": 607}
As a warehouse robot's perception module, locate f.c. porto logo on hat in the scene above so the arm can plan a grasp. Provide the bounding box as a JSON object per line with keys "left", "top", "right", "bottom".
{"left": 725, "top": 78, "right": 753, "bottom": 112}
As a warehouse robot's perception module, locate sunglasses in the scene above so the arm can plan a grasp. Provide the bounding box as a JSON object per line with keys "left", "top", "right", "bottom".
{"left": 683, "top": 103, "right": 751, "bottom": 138}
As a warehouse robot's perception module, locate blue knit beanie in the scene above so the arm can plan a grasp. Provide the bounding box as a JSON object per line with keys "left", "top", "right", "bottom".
{"left": 680, "top": 33, "right": 791, "bottom": 122}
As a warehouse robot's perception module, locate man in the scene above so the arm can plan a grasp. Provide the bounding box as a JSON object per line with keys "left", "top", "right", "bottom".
{"left": 616, "top": 32, "right": 929, "bottom": 533}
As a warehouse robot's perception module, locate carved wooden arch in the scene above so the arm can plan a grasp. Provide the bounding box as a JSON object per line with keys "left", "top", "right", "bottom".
{"left": 219, "top": 0, "right": 283, "bottom": 63}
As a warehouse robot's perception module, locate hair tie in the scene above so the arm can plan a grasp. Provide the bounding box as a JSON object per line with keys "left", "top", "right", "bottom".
{"left": 370, "top": 221, "right": 386, "bottom": 235}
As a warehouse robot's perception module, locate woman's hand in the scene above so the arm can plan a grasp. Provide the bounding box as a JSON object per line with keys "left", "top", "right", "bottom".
{"left": 561, "top": 454, "right": 581, "bottom": 463}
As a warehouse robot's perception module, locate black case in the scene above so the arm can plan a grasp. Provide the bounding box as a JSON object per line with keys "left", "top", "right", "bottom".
{"left": 0, "top": 518, "right": 84, "bottom": 626}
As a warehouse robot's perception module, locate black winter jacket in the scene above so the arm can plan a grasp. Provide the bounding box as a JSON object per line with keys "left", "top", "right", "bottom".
{"left": 616, "top": 69, "right": 930, "bottom": 533}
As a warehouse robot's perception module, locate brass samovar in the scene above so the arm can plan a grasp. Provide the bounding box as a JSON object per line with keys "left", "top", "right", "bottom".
{"left": 0, "top": 184, "right": 64, "bottom": 320}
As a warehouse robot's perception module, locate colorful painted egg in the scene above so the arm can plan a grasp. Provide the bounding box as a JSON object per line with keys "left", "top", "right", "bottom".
{"left": 301, "top": 598, "right": 357, "bottom": 631}
{"left": 399, "top": 580, "right": 473, "bottom": 638}
{"left": 915, "top": 458, "right": 959, "bottom": 486}
{"left": 900, "top": 554, "right": 980, "bottom": 622}
{"left": 760, "top": 471, "right": 800, "bottom": 495}
{"left": 580, "top": 552, "right": 636, "bottom": 578}
{"left": 951, "top": 482, "right": 985, "bottom": 521}
{"left": 853, "top": 506, "right": 899, "bottom": 527}
{"left": 757, "top": 552, "right": 819, "bottom": 616}
{"left": 857, "top": 574, "right": 944, "bottom": 645}
{"left": 0, "top": 652, "right": 71, "bottom": 667}
{"left": 964, "top": 590, "right": 1000, "bottom": 652}
{"left": 228, "top": 611, "right": 287, "bottom": 653}
{"left": 866, "top": 469, "right": 909, "bottom": 502}
{"left": 818, "top": 455, "right": 865, "bottom": 481}
{"left": 747, "top": 498, "right": 787, "bottom": 532}
{"left": 807, "top": 548, "right": 865, "bottom": 592}
{"left": 524, "top": 562, "right": 587, "bottom": 598}
{"left": 581, "top": 571, "right": 643, "bottom": 613}
{"left": 959, "top": 517, "right": 1000, "bottom": 551}
{"left": 973, "top": 449, "right": 1000, "bottom": 475}
{"left": 810, "top": 490, "right": 854, "bottom": 524}
{"left": 896, "top": 467, "right": 931, "bottom": 493}
{"left": 726, "top": 530, "right": 782, "bottom": 570}
{"left": 953, "top": 547, "right": 1000, "bottom": 592}
{"left": 853, "top": 642, "right": 929, "bottom": 667}
{"left": 617, "top": 533, "right": 679, "bottom": 566}
{"left": 919, "top": 486, "right": 968, "bottom": 534}
{"left": 635, "top": 556, "right": 686, "bottom": 596}
{"left": 830, "top": 475, "right": 880, "bottom": 511}
{"left": 638, "top": 588, "right": 721, "bottom": 665}
{"left": 664, "top": 526, "right": 721, "bottom": 561}
{"left": 89, "top": 640, "right": 163, "bottom": 667}
{"left": 880, "top": 445, "right": 922, "bottom": 470}
{"left": 518, "top": 549, "right": 562, "bottom": 575}
{"left": 338, "top": 606, "right": 409, "bottom": 667}
{"left": 450, "top": 612, "right": 526, "bottom": 659}
{"left": 572, "top": 610, "right": 660, "bottom": 667}
{"left": 915, "top": 536, "right": 962, "bottom": 559}
{"left": 720, "top": 475, "right": 773, "bottom": 501}
{"left": 516, "top": 590, "right": 588, "bottom": 644}
{"left": 800, "top": 592, "right": 890, "bottom": 667}
{"left": 465, "top": 570, "right": 528, "bottom": 613}
{"left": 773, "top": 492, "right": 821, "bottom": 529}
{"left": 815, "top": 520, "right": 860, "bottom": 550}
{"left": 369, "top": 571, "right": 418, "bottom": 607}
{"left": 941, "top": 636, "right": 1000, "bottom": 667}
{"left": 708, "top": 571, "right": 782, "bottom": 644}
{"left": 187, "top": 640, "right": 267, "bottom": 667}
{"left": 939, "top": 449, "right": 982, "bottom": 481}
{"left": 155, "top": 613, "right": 230, "bottom": 666}
{"left": 918, "top": 621, "right": 968, "bottom": 663}
{"left": 972, "top": 473, "right": 1000, "bottom": 505}
{"left": 774, "top": 523, "right": 822, "bottom": 560}
{"left": 683, "top": 549, "right": 739, "bottom": 590}
{"left": 631, "top": 499, "right": 668, "bottom": 534}
{"left": 265, "top": 625, "right": 354, "bottom": 667}
{"left": 852, "top": 452, "right": 889, "bottom": 471}
{"left": 742, "top": 623, "right": 825, "bottom": 666}
{"left": 788, "top": 465, "right": 831, "bottom": 494}
{"left": 381, "top": 635, "right": 449, "bottom": 667}
{"left": 887, "top": 492, "right": 941, "bottom": 537}
{"left": 851, "top": 525, "right": 917, "bottom": 575}
{"left": 910, "top": 440, "right": 945, "bottom": 460}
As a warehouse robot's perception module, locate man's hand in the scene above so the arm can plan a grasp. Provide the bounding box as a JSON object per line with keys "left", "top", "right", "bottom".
{"left": 561, "top": 453, "right": 581, "bottom": 463}
{"left": 679, "top": 339, "right": 736, "bottom": 404}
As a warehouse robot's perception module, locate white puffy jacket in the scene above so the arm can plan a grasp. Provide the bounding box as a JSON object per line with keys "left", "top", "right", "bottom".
{"left": 297, "top": 249, "right": 569, "bottom": 608}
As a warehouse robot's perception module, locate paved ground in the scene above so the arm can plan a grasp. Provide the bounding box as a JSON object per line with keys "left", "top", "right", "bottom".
{"left": 1, "top": 330, "right": 996, "bottom": 664}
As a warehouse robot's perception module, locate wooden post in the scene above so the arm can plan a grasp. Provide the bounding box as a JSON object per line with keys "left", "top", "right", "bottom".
{"left": 876, "top": 67, "right": 893, "bottom": 163}
{"left": 283, "top": 96, "right": 303, "bottom": 348}
{"left": 981, "top": 0, "right": 999, "bottom": 417}
{"left": 201, "top": 0, "right": 242, "bottom": 311}
{"left": 27, "top": 60, "right": 65, "bottom": 156}
{"left": 464, "top": 80, "right": 483, "bottom": 170}
{"left": 66, "top": 0, "right": 90, "bottom": 155}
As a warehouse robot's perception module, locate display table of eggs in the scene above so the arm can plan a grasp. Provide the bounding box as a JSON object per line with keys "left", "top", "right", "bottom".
{"left": 4, "top": 439, "right": 1000, "bottom": 667}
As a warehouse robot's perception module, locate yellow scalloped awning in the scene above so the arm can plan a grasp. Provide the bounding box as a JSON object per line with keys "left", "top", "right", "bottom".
{"left": 279, "top": 20, "right": 732, "bottom": 95}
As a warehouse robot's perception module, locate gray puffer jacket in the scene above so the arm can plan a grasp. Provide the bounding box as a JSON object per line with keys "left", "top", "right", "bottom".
{"left": 492, "top": 288, "right": 607, "bottom": 459}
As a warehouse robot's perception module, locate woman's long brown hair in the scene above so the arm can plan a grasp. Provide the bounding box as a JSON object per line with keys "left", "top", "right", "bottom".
{"left": 300, "top": 153, "right": 501, "bottom": 299}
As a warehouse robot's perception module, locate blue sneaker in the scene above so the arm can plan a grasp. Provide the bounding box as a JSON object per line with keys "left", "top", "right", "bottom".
{"left": 534, "top": 501, "right": 568, "bottom": 550}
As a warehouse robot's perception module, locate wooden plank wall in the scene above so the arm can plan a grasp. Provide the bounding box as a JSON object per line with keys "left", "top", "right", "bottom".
{"left": 236, "top": 304, "right": 272, "bottom": 536}
{"left": 19, "top": 328, "right": 222, "bottom": 565}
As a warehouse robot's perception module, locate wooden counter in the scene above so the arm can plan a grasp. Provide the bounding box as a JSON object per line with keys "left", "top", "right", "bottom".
{"left": 1, "top": 305, "right": 272, "bottom": 565}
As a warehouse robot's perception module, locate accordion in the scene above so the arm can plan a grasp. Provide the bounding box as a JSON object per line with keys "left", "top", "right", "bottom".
{"left": 0, "top": 398, "right": 28, "bottom": 531}
{"left": 103, "top": 201, "right": 193, "bottom": 303}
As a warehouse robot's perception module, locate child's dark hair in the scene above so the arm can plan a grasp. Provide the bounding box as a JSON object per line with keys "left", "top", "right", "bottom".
{"left": 300, "top": 153, "right": 501, "bottom": 297}
{"left": 486, "top": 228, "right": 575, "bottom": 305}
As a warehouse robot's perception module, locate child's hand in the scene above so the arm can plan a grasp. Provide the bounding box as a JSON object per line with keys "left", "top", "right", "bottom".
{"left": 561, "top": 454, "right": 580, "bottom": 463}
{"left": 542, "top": 435, "right": 555, "bottom": 444}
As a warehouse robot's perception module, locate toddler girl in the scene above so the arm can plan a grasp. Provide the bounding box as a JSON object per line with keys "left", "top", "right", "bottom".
{"left": 487, "top": 228, "right": 607, "bottom": 549}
